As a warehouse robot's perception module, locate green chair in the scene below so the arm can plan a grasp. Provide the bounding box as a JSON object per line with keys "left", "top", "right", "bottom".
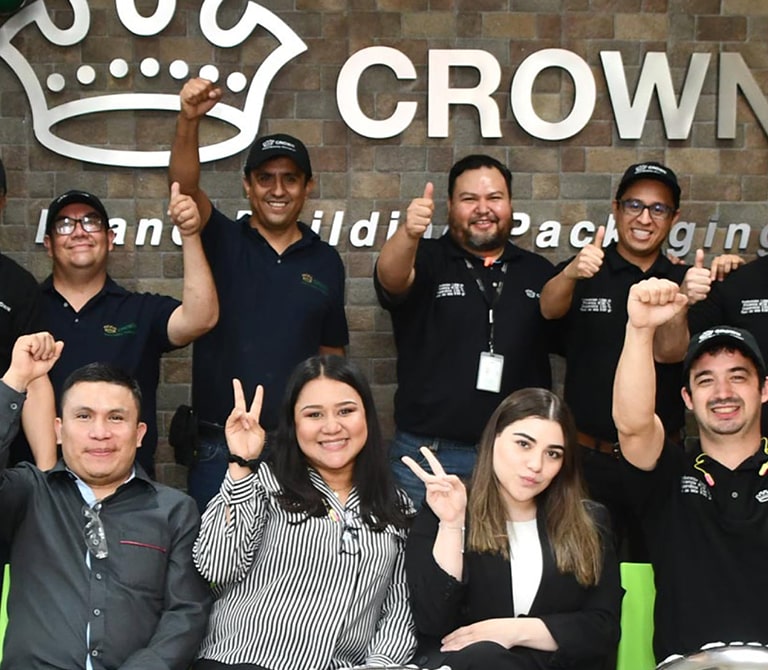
{"left": 0, "top": 564, "right": 9, "bottom": 663}
{"left": 616, "top": 562, "right": 656, "bottom": 670}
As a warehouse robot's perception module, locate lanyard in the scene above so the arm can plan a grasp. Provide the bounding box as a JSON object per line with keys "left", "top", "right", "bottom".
{"left": 463, "top": 258, "right": 508, "bottom": 353}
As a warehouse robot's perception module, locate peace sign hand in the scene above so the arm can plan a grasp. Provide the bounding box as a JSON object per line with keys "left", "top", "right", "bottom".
{"left": 402, "top": 447, "right": 467, "bottom": 526}
{"left": 225, "top": 379, "right": 266, "bottom": 461}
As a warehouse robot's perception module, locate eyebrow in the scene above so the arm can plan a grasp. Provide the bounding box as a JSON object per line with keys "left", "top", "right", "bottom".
{"left": 693, "top": 365, "right": 752, "bottom": 381}
{"left": 299, "top": 400, "right": 360, "bottom": 411}
{"left": 512, "top": 431, "right": 565, "bottom": 450}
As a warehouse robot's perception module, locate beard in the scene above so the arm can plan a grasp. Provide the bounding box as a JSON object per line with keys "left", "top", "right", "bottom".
{"left": 449, "top": 214, "right": 512, "bottom": 253}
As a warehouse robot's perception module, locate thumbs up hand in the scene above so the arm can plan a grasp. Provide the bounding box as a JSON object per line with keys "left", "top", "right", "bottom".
{"left": 681, "top": 248, "right": 712, "bottom": 305}
{"left": 404, "top": 182, "right": 435, "bottom": 240}
{"left": 563, "top": 226, "right": 606, "bottom": 280}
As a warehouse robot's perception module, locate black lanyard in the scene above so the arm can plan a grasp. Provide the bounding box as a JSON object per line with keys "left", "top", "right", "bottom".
{"left": 463, "top": 258, "right": 508, "bottom": 353}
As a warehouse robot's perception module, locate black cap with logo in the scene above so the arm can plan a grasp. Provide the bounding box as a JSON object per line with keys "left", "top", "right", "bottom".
{"left": 683, "top": 325, "right": 767, "bottom": 383}
{"left": 243, "top": 133, "right": 312, "bottom": 179}
{"left": 45, "top": 190, "right": 110, "bottom": 235}
{"left": 616, "top": 161, "right": 681, "bottom": 210}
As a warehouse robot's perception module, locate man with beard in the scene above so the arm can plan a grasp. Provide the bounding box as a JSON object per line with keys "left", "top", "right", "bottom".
{"left": 614, "top": 278, "right": 768, "bottom": 661}
{"left": 375, "top": 154, "right": 555, "bottom": 506}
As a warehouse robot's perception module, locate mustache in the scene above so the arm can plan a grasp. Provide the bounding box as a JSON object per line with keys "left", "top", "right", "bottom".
{"left": 707, "top": 397, "right": 742, "bottom": 410}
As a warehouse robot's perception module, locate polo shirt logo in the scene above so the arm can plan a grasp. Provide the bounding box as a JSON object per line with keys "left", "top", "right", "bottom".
{"left": 741, "top": 299, "right": 768, "bottom": 315}
{"left": 579, "top": 297, "right": 612, "bottom": 313}
{"left": 681, "top": 475, "right": 712, "bottom": 500}
{"left": 103, "top": 323, "right": 138, "bottom": 337}
{"left": 435, "top": 282, "right": 466, "bottom": 298}
{"left": 525, "top": 289, "right": 539, "bottom": 299}
{"left": 756, "top": 490, "right": 768, "bottom": 503}
{"left": 0, "top": 301, "right": 10, "bottom": 313}
{"left": 301, "top": 273, "right": 330, "bottom": 296}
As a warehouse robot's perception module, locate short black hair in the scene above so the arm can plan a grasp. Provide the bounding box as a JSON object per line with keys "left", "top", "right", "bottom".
{"left": 61, "top": 363, "right": 142, "bottom": 417}
{"left": 448, "top": 154, "right": 512, "bottom": 199}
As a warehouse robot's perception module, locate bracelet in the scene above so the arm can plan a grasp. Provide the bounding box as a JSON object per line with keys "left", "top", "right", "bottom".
{"left": 227, "top": 453, "right": 260, "bottom": 470}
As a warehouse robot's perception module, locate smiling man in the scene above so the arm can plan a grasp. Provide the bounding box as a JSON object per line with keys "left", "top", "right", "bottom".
{"left": 614, "top": 278, "right": 768, "bottom": 661}
{"left": 0, "top": 333, "right": 211, "bottom": 670}
{"left": 538, "top": 161, "right": 721, "bottom": 560}
{"left": 170, "top": 78, "right": 349, "bottom": 511}
{"left": 40, "top": 186, "right": 218, "bottom": 477}
{"left": 375, "top": 154, "right": 555, "bottom": 506}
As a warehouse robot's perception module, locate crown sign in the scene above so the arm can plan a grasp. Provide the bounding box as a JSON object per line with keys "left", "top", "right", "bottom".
{"left": 0, "top": 0, "right": 307, "bottom": 167}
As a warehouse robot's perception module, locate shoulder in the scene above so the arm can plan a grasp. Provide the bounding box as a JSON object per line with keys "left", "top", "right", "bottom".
{"left": 0, "top": 254, "right": 36, "bottom": 285}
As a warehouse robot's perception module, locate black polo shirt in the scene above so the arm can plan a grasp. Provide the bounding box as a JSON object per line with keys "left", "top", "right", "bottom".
{"left": 620, "top": 440, "right": 768, "bottom": 661}
{"left": 40, "top": 276, "right": 179, "bottom": 474}
{"left": 375, "top": 233, "right": 555, "bottom": 443}
{"left": 556, "top": 244, "right": 688, "bottom": 441}
{"left": 689, "top": 255, "right": 768, "bottom": 433}
{"left": 0, "top": 253, "right": 43, "bottom": 464}
{"left": 192, "top": 209, "right": 349, "bottom": 431}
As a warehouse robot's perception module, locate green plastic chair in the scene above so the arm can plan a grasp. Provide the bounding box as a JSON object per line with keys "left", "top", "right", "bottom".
{"left": 0, "top": 564, "right": 9, "bottom": 663}
{"left": 616, "top": 562, "right": 656, "bottom": 670}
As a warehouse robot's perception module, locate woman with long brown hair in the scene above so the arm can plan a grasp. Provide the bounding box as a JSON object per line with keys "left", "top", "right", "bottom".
{"left": 404, "top": 388, "right": 622, "bottom": 670}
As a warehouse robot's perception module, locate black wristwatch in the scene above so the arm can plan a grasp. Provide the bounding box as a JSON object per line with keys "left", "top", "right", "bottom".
{"left": 227, "top": 453, "right": 260, "bottom": 470}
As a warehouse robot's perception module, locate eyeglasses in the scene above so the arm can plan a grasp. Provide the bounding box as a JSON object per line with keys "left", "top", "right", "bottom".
{"left": 82, "top": 502, "right": 108, "bottom": 559}
{"left": 53, "top": 215, "right": 106, "bottom": 235}
{"left": 618, "top": 199, "right": 676, "bottom": 222}
{"left": 340, "top": 524, "right": 360, "bottom": 555}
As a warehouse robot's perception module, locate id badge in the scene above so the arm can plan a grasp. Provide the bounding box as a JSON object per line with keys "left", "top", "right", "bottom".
{"left": 476, "top": 351, "right": 504, "bottom": 393}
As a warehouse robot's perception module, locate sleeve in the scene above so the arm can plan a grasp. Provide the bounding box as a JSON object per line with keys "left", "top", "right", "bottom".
{"left": 145, "top": 292, "right": 182, "bottom": 354}
{"left": 192, "top": 468, "right": 270, "bottom": 585}
{"left": 373, "top": 239, "right": 434, "bottom": 311}
{"left": 617, "top": 439, "right": 683, "bottom": 515}
{"left": 364, "top": 532, "right": 418, "bottom": 666}
{"left": 321, "top": 250, "right": 350, "bottom": 348}
{"left": 118, "top": 496, "right": 212, "bottom": 670}
{"left": 538, "top": 504, "right": 623, "bottom": 665}
{"left": 0, "top": 381, "right": 24, "bottom": 461}
{"left": 404, "top": 505, "right": 466, "bottom": 637}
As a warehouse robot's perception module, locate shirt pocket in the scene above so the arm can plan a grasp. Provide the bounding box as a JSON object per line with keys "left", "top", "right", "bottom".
{"left": 111, "top": 531, "right": 169, "bottom": 593}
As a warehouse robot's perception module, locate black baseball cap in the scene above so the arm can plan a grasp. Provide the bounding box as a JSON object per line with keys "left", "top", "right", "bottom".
{"left": 243, "top": 133, "right": 312, "bottom": 179}
{"left": 45, "top": 190, "right": 110, "bottom": 235}
{"left": 683, "top": 326, "right": 767, "bottom": 383}
{"left": 616, "top": 161, "right": 681, "bottom": 210}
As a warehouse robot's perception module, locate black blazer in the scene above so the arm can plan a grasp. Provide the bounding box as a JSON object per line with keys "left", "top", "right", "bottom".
{"left": 405, "top": 503, "right": 623, "bottom": 670}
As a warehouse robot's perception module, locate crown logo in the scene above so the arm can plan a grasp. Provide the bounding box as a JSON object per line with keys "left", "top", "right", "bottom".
{"left": 0, "top": 0, "right": 307, "bottom": 167}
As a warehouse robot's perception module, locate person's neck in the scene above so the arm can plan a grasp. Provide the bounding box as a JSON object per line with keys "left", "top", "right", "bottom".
{"left": 504, "top": 495, "right": 537, "bottom": 522}
{"left": 616, "top": 245, "right": 660, "bottom": 272}
{"left": 52, "top": 270, "right": 107, "bottom": 311}
{"left": 700, "top": 429, "right": 764, "bottom": 471}
{"left": 251, "top": 219, "right": 303, "bottom": 255}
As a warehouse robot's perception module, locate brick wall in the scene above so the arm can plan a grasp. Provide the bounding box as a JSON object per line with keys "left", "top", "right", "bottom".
{"left": 1, "top": 0, "right": 767, "bottom": 486}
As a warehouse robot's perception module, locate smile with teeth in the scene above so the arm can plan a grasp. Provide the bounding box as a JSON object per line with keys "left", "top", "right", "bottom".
{"left": 319, "top": 438, "right": 349, "bottom": 450}
{"left": 630, "top": 228, "right": 653, "bottom": 241}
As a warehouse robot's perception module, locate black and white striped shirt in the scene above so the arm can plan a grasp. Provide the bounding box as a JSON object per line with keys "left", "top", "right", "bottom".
{"left": 193, "top": 463, "right": 416, "bottom": 669}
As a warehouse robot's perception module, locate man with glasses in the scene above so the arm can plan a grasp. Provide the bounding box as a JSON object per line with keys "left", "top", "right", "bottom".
{"left": 0, "top": 332, "right": 211, "bottom": 669}
{"left": 540, "top": 161, "right": 724, "bottom": 559}
{"left": 40, "top": 186, "right": 218, "bottom": 476}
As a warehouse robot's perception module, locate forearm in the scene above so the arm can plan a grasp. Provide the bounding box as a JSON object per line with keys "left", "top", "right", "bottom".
{"left": 21, "top": 375, "right": 57, "bottom": 469}
{"left": 653, "top": 307, "right": 690, "bottom": 363}
{"left": 539, "top": 271, "right": 577, "bottom": 320}
{"left": 432, "top": 523, "right": 464, "bottom": 581}
{"left": 376, "top": 228, "right": 420, "bottom": 296}
{"left": 167, "top": 234, "right": 219, "bottom": 346}
{"left": 170, "top": 116, "right": 203, "bottom": 195}
{"left": 510, "top": 617, "right": 558, "bottom": 651}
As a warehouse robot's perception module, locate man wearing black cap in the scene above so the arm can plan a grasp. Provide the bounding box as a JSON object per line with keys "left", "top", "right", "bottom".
{"left": 170, "top": 78, "right": 349, "bottom": 511}
{"left": 0, "top": 156, "right": 57, "bottom": 469}
{"left": 539, "top": 161, "right": 724, "bottom": 559}
{"left": 614, "top": 277, "right": 768, "bottom": 661}
{"left": 40, "top": 183, "right": 218, "bottom": 476}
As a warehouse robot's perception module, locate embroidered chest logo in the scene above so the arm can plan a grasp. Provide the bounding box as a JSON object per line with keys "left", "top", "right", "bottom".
{"left": 103, "top": 323, "right": 138, "bottom": 337}
{"left": 435, "top": 283, "right": 466, "bottom": 298}
{"left": 525, "top": 289, "right": 539, "bottom": 299}
{"left": 756, "top": 490, "right": 768, "bottom": 503}
{"left": 301, "top": 273, "right": 329, "bottom": 296}
{"left": 580, "top": 297, "right": 612, "bottom": 313}
{"left": 740, "top": 299, "right": 768, "bottom": 315}
{"left": 680, "top": 475, "right": 712, "bottom": 500}
{"left": 0, "top": 301, "right": 11, "bottom": 313}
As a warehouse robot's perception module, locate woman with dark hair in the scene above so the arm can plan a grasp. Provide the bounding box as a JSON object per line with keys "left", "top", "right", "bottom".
{"left": 192, "top": 355, "right": 416, "bottom": 670}
{"left": 404, "top": 388, "right": 622, "bottom": 670}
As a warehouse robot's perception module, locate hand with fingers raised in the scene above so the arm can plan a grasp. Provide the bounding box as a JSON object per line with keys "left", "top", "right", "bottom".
{"left": 401, "top": 446, "right": 467, "bottom": 528}
{"left": 225, "top": 379, "right": 266, "bottom": 477}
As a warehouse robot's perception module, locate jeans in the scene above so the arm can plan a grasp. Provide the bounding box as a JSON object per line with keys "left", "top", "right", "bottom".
{"left": 388, "top": 430, "right": 478, "bottom": 509}
{"left": 187, "top": 427, "right": 229, "bottom": 515}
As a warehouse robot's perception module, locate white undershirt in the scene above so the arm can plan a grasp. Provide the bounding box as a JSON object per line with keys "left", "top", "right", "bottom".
{"left": 507, "top": 519, "right": 543, "bottom": 616}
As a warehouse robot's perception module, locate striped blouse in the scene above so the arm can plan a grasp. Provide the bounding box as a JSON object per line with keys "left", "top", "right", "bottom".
{"left": 192, "top": 462, "right": 417, "bottom": 669}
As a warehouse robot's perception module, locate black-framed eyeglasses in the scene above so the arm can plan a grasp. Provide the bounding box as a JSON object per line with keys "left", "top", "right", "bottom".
{"left": 53, "top": 214, "right": 106, "bottom": 235}
{"left": 340, "top": 524, "right": 360, "bottom": 555}
{"left": 82, "top": 502, "right": 108, "bottom": 560}
{"left": 618, "top": 198, "right": 676, "bottom": 222}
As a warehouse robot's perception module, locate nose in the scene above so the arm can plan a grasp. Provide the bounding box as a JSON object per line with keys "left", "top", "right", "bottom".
{"left": 712, "top": 377, "right": 734, "bottom": 399}
{"left": 271, "top": 175, "right": 287, "bottom": 195}
{"left": 636, "top": 206, "right": 653, "bottom": 225}
{"left": 322, "top": 414, "right": 342, "bottom": 434}
{"left": 527, "top": 449, "right": 544, "bottom": 473}
{"left": 89, "top": 417, "right": 112, "bottom": 439}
